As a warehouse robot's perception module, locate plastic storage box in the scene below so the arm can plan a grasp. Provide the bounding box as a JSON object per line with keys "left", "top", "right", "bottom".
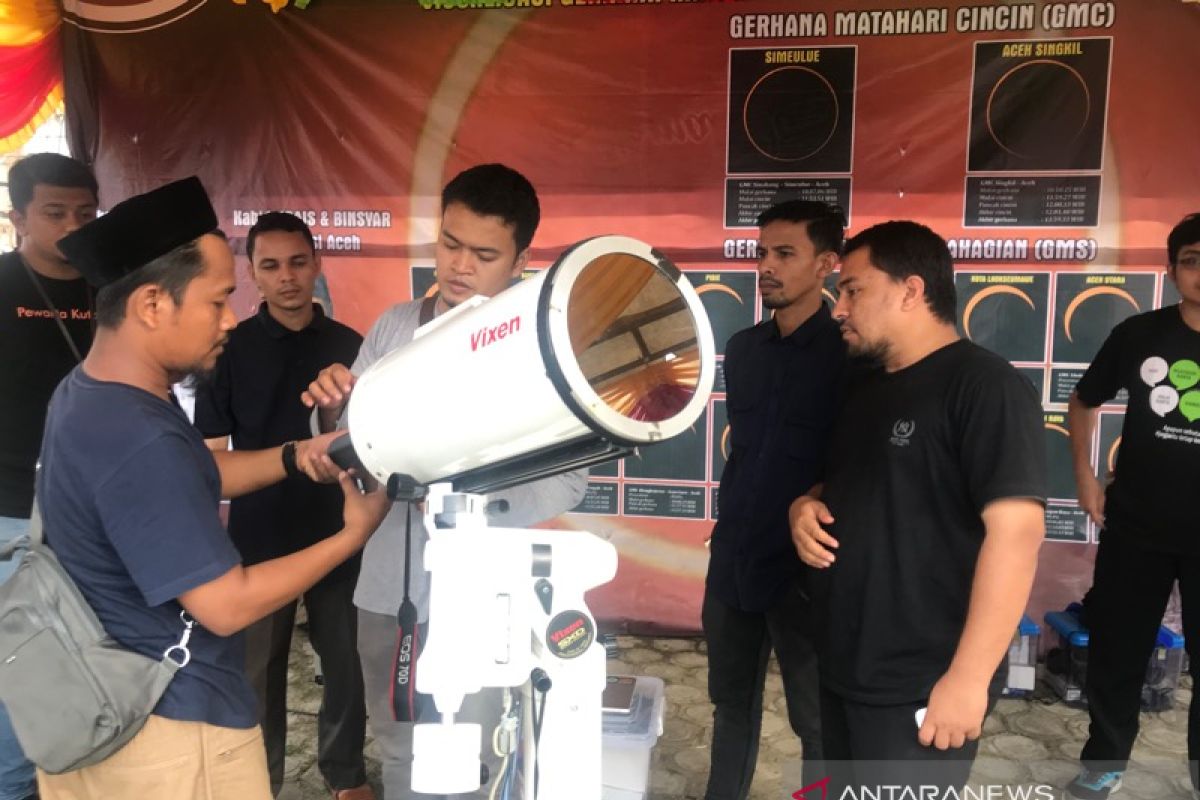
{"left": 1003, "top": 615, "right": 1041, "bottom": 696}
{"left": 1044, "top": 603, "right": 1186, "bottom": 710}
{"left": 602, "top": 675, "right": 665, "bottom": 800}
{"left": 1043, "top": 606, "right": 1090, "bottom": 705}
{"left": 1143, "top": 626, "right": 1185, "bottom": 711}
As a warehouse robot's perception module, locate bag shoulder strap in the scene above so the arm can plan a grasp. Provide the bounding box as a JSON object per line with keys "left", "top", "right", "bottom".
{"left": 20, "top": 258, "right": 84, "bottom": 364}
{"left": 3, "top": 495, "right": 43, "bottom": 560}
{"left": 418, "top": 294, "right": 438, "bottom": 326}
{"left": 23, "top": 493, "right": 193, "bottom": 669}
{"left": 29, "top": 494, "right": 44, "bottom": 547}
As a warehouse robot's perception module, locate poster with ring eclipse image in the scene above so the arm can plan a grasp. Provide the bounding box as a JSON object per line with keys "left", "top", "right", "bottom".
{"left": 968, "top": 38, "right": 1111, "bottom": 173}
{"left": 727, "top": 46, "right": 856, "bottom": 175}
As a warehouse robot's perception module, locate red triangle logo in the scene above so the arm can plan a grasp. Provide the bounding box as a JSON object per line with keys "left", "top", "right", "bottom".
{"left": 793, "top": 776, "right": 831, "bottom": 800}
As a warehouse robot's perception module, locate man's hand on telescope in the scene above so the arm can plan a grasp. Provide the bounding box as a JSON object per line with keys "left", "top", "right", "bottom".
{"left": 338, "top": 470, "right": 392, "bottom": 546}
{"left": 295, "top": 432, "right": 349, "bottom": 484}
{"left": 302, "top": 363, "right": 356, "bottom": 432}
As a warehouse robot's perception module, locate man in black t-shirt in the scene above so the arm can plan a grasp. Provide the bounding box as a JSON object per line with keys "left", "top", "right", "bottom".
{"left": 790, "top": 221, "right": 1045, "bottom": 791}
{"left": 1065, "top": 214, "right": 1200, "bottom": 800}
{"left": 703, "top": 200, "right": 846, "bottom": 799}
{"left": 0, "top": 152, "right": 97, "bottom": 800}
{"left": 0, "top": 154, "right": 98, "bottom": 525}
{"left": 193, "top": 213, "right": 370, "bottom": 800}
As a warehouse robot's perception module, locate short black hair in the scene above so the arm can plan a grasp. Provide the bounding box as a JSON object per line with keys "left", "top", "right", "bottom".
{"left": 94, "top": 239, "right": 207, "bottom": 329}
{"left": 246, "top": 212, "right": 315, "bottom": 261}
{"left": 843, "top": 220, "right": 957, "bottom": 324}
{"left": 756, "top": 200, "right": 846, "bottom": 256}
{"left": 1167, "top": 213, "right": 1200, "bottom": 266}
{"left": 7, "top": 153, "right": 98, "bottom": 212}
{"left": 442, "top": 164, "right": 540, "bottom": 253}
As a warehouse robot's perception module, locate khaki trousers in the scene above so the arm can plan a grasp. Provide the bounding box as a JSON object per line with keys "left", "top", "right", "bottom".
{"left": 36, "top": 715, "right": 271, "bottom": 800}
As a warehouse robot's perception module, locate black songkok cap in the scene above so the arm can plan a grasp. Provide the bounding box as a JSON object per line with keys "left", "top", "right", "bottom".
{"left": 58, "top": 176, "right": 218, "bottom": 289}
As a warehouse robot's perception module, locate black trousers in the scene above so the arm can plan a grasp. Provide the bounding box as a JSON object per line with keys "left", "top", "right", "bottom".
{"left": 819, "top": 687, "right": 992, "bottom": 794}
{"left": 1081, "top": 534, "right": 1200, "bottom": 787}
{"left": 701, "top": 579, "right": 822, "bottom": 800}
{"left": 244, "top": 577, "right": 368, "bottom": 795}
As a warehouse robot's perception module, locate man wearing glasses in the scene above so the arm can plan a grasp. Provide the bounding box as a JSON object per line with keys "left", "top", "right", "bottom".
{"left": 1066, "top": 213, "right": 1200, "bottom": 800}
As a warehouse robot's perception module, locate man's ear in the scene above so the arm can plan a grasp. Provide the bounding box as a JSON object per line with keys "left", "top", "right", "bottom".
{"left": 129, "top": 284, "right": 166, "bottom": 329}
{"left": 815, "top": 250, "right": 838, "bottom": 279}
{"left": 8, "top": 208, "right": 27, "bottom": 239}
{"left": 511, "top": 247, "right": 530, "bottom": 278}
{"left": 246, "top": 259, "right": 265, "bottom": 297}
{"left": 901, "top": 275, "right": 927, "bottom": 311}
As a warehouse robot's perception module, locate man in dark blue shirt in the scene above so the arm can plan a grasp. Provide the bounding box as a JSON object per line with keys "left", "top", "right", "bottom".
{"left": 702, "top": 200, "right": 846, "bottom": 799}
{"left": 35, "top": 178, "right": 389, "bottom": 800}
{"left": 193, "top": 212, "right": 369, "bottom": 800}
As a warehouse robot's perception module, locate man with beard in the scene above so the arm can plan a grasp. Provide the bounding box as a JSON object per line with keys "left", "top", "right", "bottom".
{"left": 701, "top": 200, "right": 845, "bottom": 799}
{"left": 790, "top": 220, "right": 1045, "bottom": 791}
{"left": 33, "top": 178, "right": 389, "bottom": 799}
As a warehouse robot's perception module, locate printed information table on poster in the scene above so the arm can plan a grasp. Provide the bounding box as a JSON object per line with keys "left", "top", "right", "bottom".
{"left": 725, "top": 177, "right": 851, "bottom": 228}
{"left": 573, "top": 482, "right": 619, "bottom": 516}
{"left": 1049, "top": 367, "right": 1129, "bottom": 406}
{"left": 964, "top": 176, "right": 1101, "bottom": 228}
{"left": 1046, "top": 504, "right": 1090, "bottom": 543}
{"left": 728, "top": 46, "right": 856, "bottom": 175}
{"left": 623, "top": 484, "right": 707, "bottom": 520}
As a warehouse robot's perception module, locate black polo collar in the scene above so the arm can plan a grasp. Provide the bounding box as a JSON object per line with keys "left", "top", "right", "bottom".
{"left": 255, "top": 302, "right": 329, "bottom": 339}
{"left": 759, "top": 302, "right": 835, "bottom": 348}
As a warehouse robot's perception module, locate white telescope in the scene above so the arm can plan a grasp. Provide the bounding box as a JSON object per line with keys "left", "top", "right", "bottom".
{"left": 342, "top": 234, "right": 717, "bottom": 493}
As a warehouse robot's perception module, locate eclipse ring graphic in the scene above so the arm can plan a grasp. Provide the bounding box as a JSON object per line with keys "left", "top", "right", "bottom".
{"left": 986, "top": 59, "right": 1090, "bottom": 161}
{"left": 695, "top": 284, "right": 745, "bottom": 304}
{"left": 1062, "top": 286, "right": 1139, "bottom": 343}
{"left": 962, "top": 285, "right": 1036, "bottom": 342}
{"left": 743, "top": 67, "right": 840, "bottom": 163}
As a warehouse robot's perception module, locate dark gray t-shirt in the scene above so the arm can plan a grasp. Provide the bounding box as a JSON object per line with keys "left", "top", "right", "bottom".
{"left": 37, "top": 368, "right": 257, "bottom": 728}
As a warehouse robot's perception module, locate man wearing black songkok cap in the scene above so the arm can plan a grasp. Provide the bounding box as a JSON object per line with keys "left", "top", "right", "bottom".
{"left": 31, "top": 178, "right": 390, "bottom": 800}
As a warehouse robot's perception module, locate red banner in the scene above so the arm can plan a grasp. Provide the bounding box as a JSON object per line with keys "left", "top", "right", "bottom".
{"left": 62, "top": 0, "right": 1200, "bottom": 631}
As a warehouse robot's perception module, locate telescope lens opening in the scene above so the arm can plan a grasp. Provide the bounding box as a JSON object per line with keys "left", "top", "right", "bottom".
{"left": 566, "top": 252, "right": 701, "bottom": 423}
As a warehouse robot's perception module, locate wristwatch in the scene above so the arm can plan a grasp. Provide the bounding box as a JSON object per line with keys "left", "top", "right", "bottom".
{"left": 281, "top": 440, "right": 302, "bottom": 479}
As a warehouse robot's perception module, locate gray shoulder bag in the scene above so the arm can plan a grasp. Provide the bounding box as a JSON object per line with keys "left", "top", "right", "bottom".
{"left": 0, "top": 499, "right": 194, "bottom": 773}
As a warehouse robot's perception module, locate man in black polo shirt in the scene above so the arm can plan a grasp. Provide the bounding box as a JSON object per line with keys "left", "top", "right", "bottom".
{"left": 702, "top": 200, "right": 846, "bottom": 799}
{"left": 193, "top": 213, "right": 369, "bottom": 800}
{"left": 791, "top": 221, "right": 1045, "bottom": 792}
